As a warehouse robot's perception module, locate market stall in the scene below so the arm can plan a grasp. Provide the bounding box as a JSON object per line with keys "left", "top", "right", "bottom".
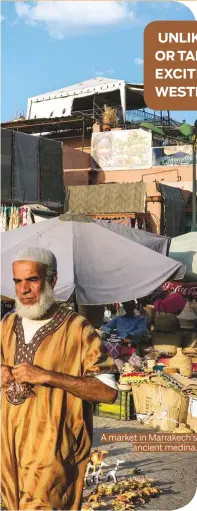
{"left": 95, "top": 299, "right": 197, "bottom": 425}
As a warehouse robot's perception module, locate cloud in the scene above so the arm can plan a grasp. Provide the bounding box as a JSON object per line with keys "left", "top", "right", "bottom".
{"left": 91, "top": 68, "right": 115, "bottom": 77}
{"left": 105, "top": 68, "right": 115, "bottom": 76}
{"left": 178, "top": 1, "right": 197, "bottom": 18}
{"left": 0, "top": 15, "right": 7, "bottom": 22}
{"left": 134, "top": 57, "right": 144, "bottom": 66}
{"left": 15, "top": 1, "right": 135, "bottom": 38}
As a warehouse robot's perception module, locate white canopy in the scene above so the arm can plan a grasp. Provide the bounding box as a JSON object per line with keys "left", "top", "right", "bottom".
{"left": 169, "top": 232, "right": 197, "bottom": 281}
{"left": 1, "top": 214, "right": 184, "bottom": 304}
{"left": 27, "top": 77, "right": 145, "bottom": 122}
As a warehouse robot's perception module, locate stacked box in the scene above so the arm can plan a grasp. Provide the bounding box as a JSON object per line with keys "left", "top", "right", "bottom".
{"left": 187, "top": 396, "right": 197, "bottom": 432}
{"left": 94, "top": 391, "right": 133, "bottom": 420}
{"left": 132, "top": 382, "right": 189, "bottom": 431}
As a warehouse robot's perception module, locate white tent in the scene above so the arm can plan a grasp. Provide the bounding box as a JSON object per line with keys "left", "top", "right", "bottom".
{"left": 1, "top": 214, "right": 184, "bottom": 303}
{"left": 169, "top": 232, "right": 197, "bottom": 281}
{"left": 27, "top": 77, "right": 145, "bottom": 122}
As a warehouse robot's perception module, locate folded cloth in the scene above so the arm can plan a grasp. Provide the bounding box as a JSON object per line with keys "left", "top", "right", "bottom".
{"left": 120, "top": 346, "right": 136, "bottom": 357}
{"left": 154, "top": 292, "right": 186, "bottom": 315}
{"left": 104, "top": 340, "right": 121, "bottom": 359}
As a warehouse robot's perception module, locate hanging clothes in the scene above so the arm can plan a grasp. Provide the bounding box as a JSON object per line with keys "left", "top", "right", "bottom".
{"left": 12, "top": 207, "right": 20, "bottom": 230}
{"left": 1, "top": 205, "right": 33, "bottom": 231}
{"left": 19, "top": 206, "right": 33, "bottom": 227}
{"left": 0, "top": 208, "right": 5, "bottom": 232}
{"left": 142, "top": 218, "right": 146, "bottom": 231}
{"left": 26, "top": 207, "right": 33, "bottom": 225}
{"left": 134, "top": 217, "right": 139, "bottom": 229}
{"left": 19, "top": 207, "right": 23, "bottom": 227}
{"left": 2, "top": 207, "right": 8, "bottom": 232}
{"left": 21, "top": 207, "right": 28, "bottom": 227}
{"left": 8, "top": 206, "right": 14, "bottom": 231}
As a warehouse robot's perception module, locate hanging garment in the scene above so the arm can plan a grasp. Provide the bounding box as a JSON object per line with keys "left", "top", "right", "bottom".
{"left": 19, "top": 207, "right": 23, "bottom": 227}
{"left": 26, "top": 207, "right": 33, "bottom": 225}
{"left": 8, "top": 207, "right": 14, "bottom": 231}
{"left": 0, "top": 208, "right": 4, "bottom": 232}
{"left": 2, "top": 207, "right": 7, "bottom": 232}
{"left": 159, "top": 184, "right": 185, "bottom": 237}
{"left": 12, "top": 207, "right": 20, "bottom": 230}
{"left": 21, "top": 207, "right": 28, "bottom": 227}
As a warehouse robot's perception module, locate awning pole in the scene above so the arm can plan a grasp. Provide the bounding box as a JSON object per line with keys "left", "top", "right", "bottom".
{"left": 120, "top": 83, "right": 126, "bottom": 124}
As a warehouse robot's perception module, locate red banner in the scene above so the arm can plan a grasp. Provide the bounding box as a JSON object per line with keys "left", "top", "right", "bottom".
{"left": 161, "top": 281, "right": 197, "bottom": 298}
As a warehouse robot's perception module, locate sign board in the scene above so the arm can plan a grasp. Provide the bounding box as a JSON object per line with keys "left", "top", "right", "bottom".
{"left": 161, "top": 281, "right": 197, "bottom": 298}
{"left": 91, "top": 129, "right": 152, "bottom": 171}
{"left": 152, "top": 145, "right": 193, "bottom": 167}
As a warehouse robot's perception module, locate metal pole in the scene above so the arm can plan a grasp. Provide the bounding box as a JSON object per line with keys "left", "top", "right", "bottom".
{"left": 93, "top": 95, "right": 95, "bottom": 122}
{"left": 82, "top": 116, "right": 85, "bottom": 153}
{"left": 192, "top": 141, "right": 197, "bottom": 231}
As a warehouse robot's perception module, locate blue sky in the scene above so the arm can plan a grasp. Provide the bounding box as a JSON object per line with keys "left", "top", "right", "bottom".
{"left": 1, "top": 1, "right": 197, "bottom": 125}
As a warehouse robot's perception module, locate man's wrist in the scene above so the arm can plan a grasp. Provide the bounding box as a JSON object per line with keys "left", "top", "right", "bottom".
{"left": 41, "top": 369, "right": 53, "bottom": 385}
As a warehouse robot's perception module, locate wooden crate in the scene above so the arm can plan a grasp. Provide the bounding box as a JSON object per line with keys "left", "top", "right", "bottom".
{"left": 94, "top": 391, "right": 134, "bottom": 420}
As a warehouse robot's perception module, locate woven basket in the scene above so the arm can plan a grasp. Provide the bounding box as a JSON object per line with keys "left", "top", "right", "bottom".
{"left": 183, "top": 337, "right": 197, "bottom": 355}
{"left": 155, "top": 311, "right": 179, "bottom": 332}
{"left": 191, "top": 302, "right": 197, "bottom": 315}
{"left": 178, "top": 301, "right": 197, "bottom": 329}
{"left": 152, "top": 331, "right": 181, "bottom": 355}
{"left": 169, "top": 348, "right": 193, "bottom": 377}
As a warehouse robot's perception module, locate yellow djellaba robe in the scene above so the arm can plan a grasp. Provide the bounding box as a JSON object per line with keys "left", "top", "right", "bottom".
{"left": 1, "top": 306, "right": 117, "bottom": 510}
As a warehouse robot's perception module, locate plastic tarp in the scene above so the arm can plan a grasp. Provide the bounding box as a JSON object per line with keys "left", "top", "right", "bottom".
{"left": 39, "top": 138, "right": 64, "bottom": 205}
{"left": 95, "top": 220, "right": 171, "bottom": 255}
{"left": 159, "top": 183, "right": 185, "bottom": 237}
{"left": 1, "top": 215, "right": 185, "bottom": 304}
{"left": 1, "top": 129, "right": 64, "bottom": 207}
{"left": 13, "top": 132, "right": 39, "bottom": 202}
{"left": 169, "top": 232, "right": 197, "bottom": 281}
{"left": 1, "top": 129, "right": 13, "bottom": 201}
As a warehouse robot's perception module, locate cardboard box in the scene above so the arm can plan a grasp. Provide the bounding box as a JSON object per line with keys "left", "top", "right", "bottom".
{"left": 187, "top": 397, "right": 197, "bottom": 432}
{"left": 132, "top": 382, "right": 189, "bottom": 432}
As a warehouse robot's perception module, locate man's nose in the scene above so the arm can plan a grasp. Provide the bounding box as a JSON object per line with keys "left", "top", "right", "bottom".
{"left": 20, "top": 282, "right": 31, "bottom": 294}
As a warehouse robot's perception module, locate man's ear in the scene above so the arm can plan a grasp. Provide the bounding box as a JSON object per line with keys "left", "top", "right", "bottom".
{"left": 51, "top": 273, "right": 57, "bottom": 289}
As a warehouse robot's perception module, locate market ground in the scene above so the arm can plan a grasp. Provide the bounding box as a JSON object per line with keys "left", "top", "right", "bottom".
{"left": 84, "top": 416, "right": 197, "bottom": 511}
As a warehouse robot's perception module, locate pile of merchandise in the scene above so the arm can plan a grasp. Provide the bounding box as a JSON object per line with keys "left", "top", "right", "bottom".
{"left": 82, "top": 475, "right": 162, "bottom": 511}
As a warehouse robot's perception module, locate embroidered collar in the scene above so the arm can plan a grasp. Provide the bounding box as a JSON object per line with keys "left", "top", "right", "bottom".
{"left": 14, "top": 306, "right": 73, "bottom": 365}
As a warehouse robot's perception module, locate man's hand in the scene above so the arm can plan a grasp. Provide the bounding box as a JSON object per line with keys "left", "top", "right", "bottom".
{"left": 1, "top": 365, "right": 15, "bottom": 388}
{"left": 12, "top": 364, "right": 118, "bottom": 404}
{"left": 124, "top": 337, "right": 132, "bottom": 344}
{"left": 12, "top": 362, "right": 48, "bottom": 385}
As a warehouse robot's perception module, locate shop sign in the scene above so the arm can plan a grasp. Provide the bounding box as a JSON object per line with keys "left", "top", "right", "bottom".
{"left": 161, "top": 281, "right": 197, "bottom": 298}
{"left": 91, "top": 129, "right": 152, "bottom": 170}
{"left": 152, "top": 145, "right": 192, "bottom": 166}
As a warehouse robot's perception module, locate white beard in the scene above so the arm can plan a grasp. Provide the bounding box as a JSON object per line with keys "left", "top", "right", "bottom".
{"left": 15, "top": 281, "right": 56, "bottom": 320}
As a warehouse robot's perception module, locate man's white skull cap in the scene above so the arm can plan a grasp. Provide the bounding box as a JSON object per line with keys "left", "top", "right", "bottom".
{"left": 13, "top": 247, "right": 57, "bottom": 271}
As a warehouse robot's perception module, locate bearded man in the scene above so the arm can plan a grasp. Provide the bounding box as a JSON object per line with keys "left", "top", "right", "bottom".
{"left": 1, "top": 247, "right": 118, "bottom": 511}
